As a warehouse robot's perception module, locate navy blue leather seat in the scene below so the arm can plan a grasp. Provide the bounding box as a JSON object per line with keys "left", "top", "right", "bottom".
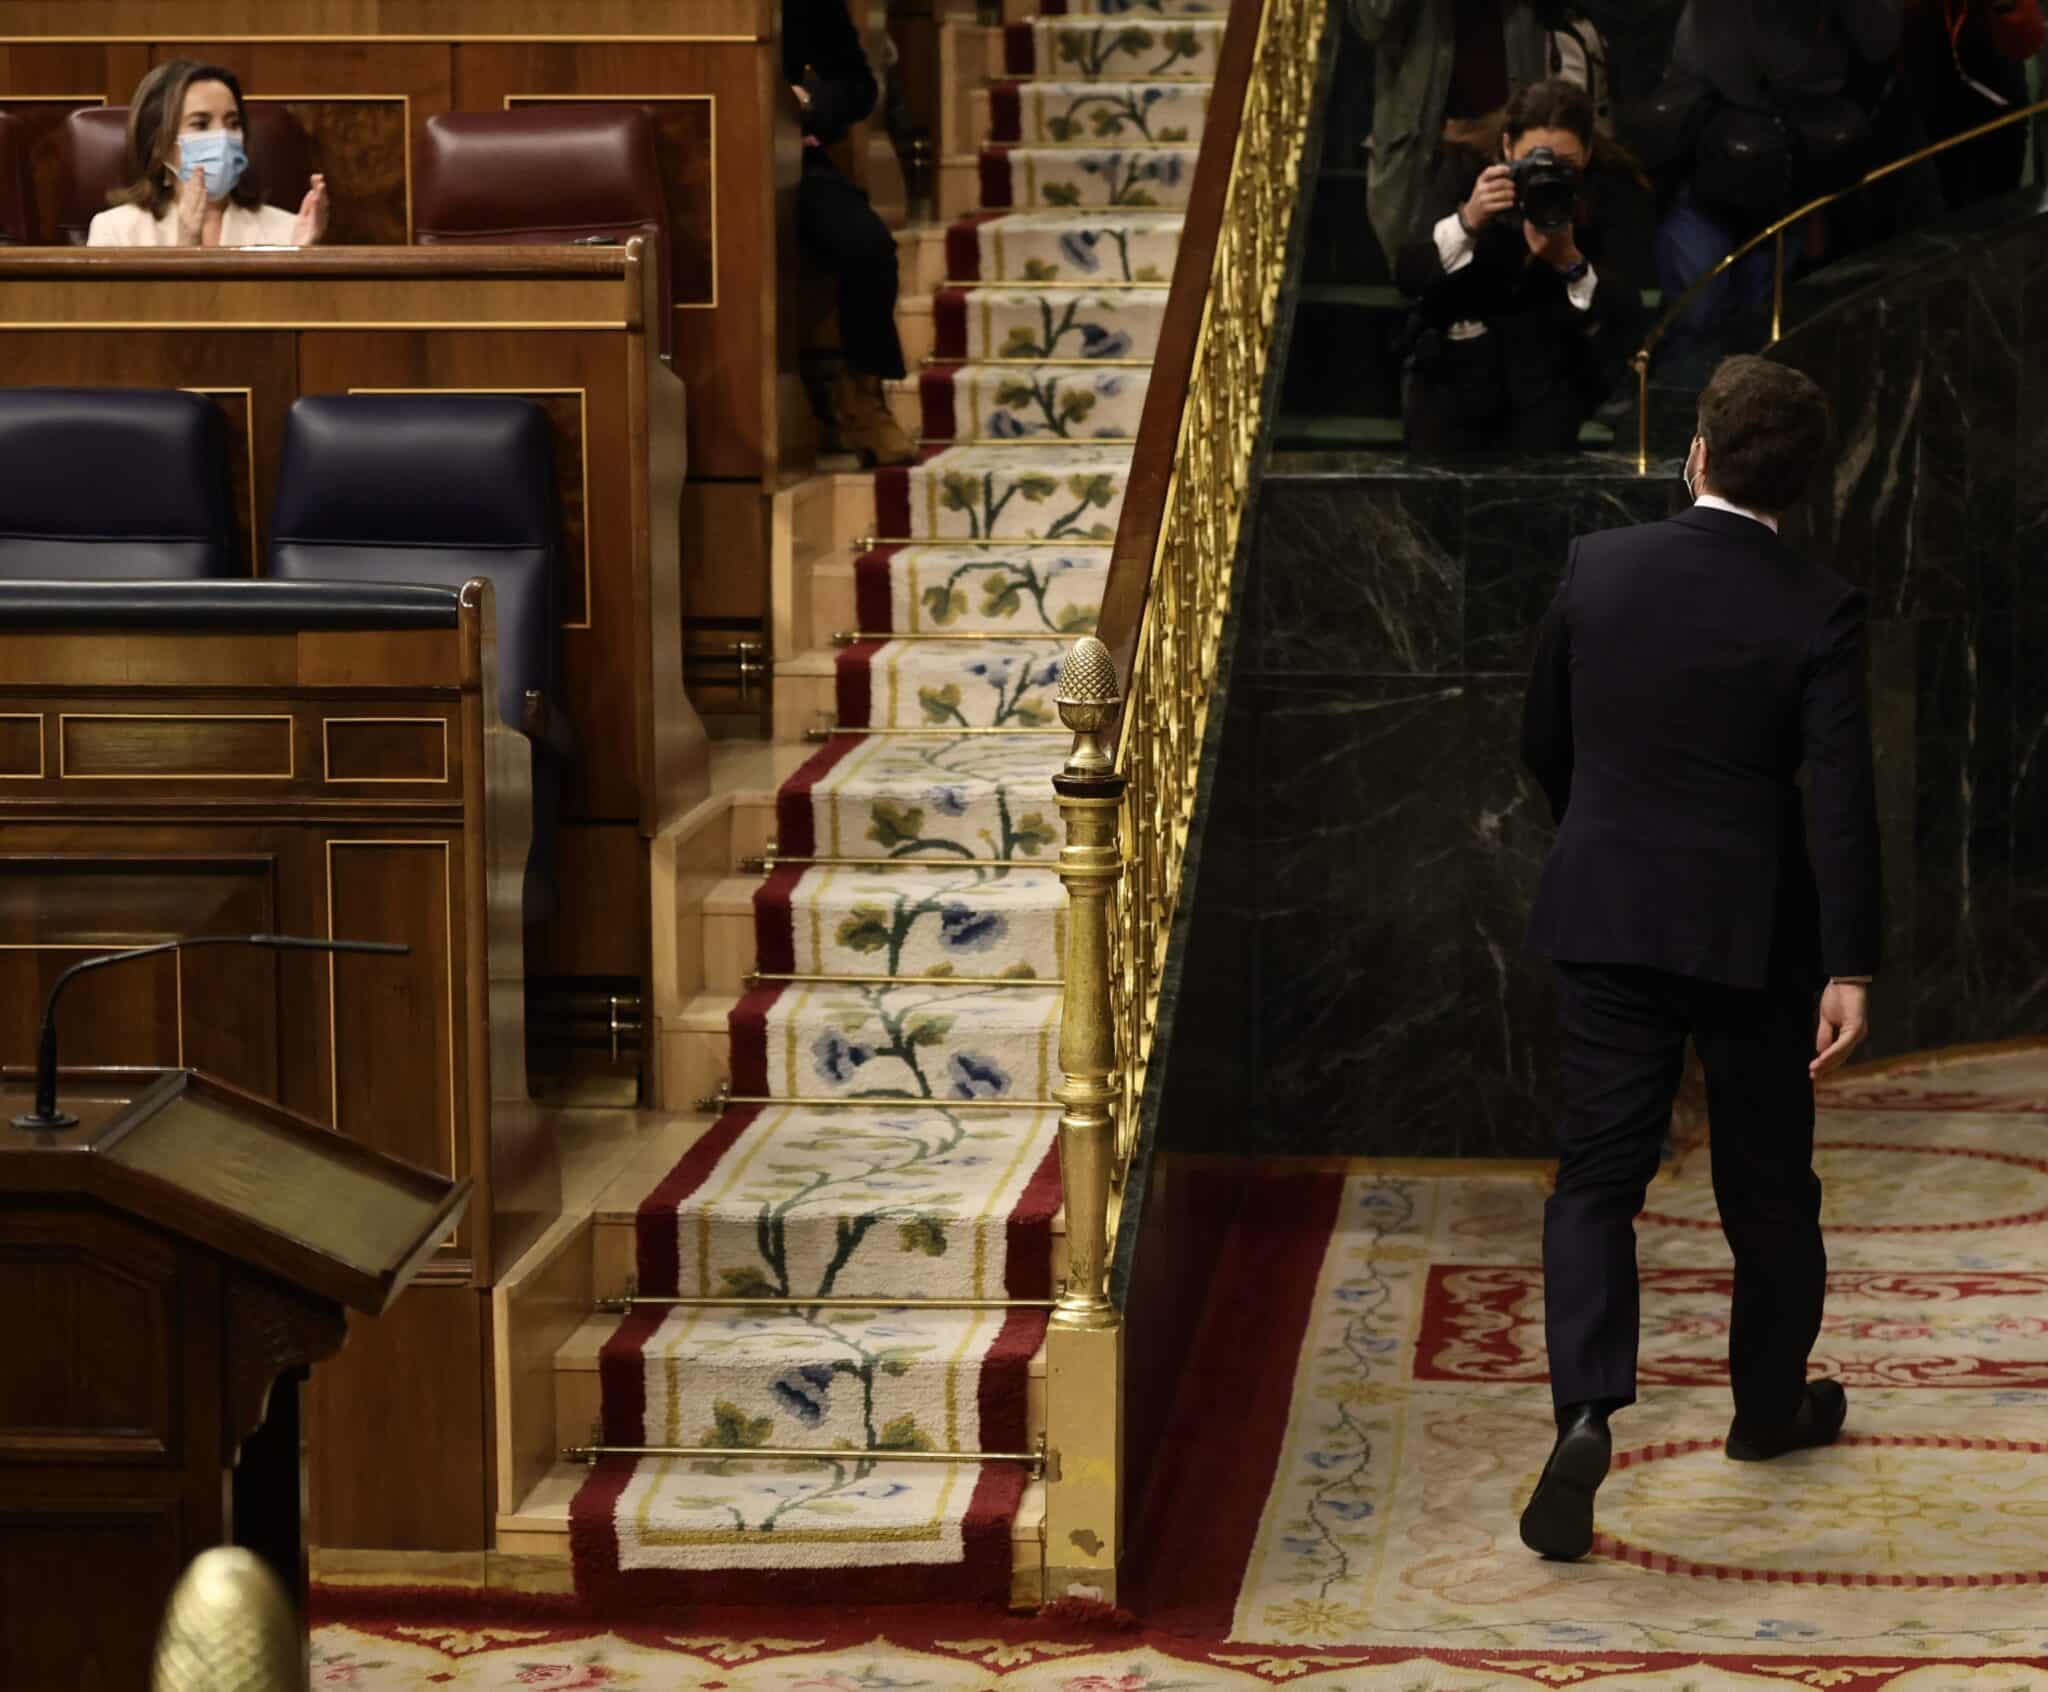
{"left": 0, "top": 388, "right": 238, "bottom": 579}
{"left": 268, "top": 394, "right": 569, "bottom": 919}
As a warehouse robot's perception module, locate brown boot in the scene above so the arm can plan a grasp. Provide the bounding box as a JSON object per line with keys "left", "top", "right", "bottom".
{"left": 831, "top": 366, "right": 915, "bottom": 467}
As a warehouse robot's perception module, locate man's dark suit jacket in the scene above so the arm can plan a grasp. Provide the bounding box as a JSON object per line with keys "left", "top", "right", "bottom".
{"left": 1521, "top": 504, "right": 1883, "bottom": 991}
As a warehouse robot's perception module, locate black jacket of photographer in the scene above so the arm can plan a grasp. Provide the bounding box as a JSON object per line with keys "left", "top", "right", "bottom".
{"left": 1395, "top": 148, "right": 1655, "bottom": 410}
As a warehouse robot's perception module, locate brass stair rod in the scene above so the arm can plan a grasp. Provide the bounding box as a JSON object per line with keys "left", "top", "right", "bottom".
{"left": 598, "top": 1293, "right": 1059, "bottom": 1311}
{"left": 834, "top": 630, "right": 1081, "bottom": 644}
{"left": 741, "top": 853, "right": 1060, "bottom": 871}
{"left": 856, "top": 535, "right": 1115, "bottom": 549}
{"left": 805, "top": 725, "right": 1069, "bottom": 739}
{"left": 565, "top": 1443, "right": 1046, "bottom": 1474}
{"left": 699, "top": 1094, "right": 1062, "bottom": 1111}
{"left": 746, "top": 971, "right": 1063, "bottom": 988}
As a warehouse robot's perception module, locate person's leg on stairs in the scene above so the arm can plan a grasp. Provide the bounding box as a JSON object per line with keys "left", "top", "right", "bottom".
{"left": 798, "top": 153, "right": 913, "bottom": 465}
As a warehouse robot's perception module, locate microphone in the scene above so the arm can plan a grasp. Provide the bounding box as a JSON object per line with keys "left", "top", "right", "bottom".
{"left": 11, "top": 934, "right": 410, "bottom": 1132}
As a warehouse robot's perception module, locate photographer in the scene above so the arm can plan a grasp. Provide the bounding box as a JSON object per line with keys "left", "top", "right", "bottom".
{"left": 1396, "top": 78, "right": 1653, "bottom": 453}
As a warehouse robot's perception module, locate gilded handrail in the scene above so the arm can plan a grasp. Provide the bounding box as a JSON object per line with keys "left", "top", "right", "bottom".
{"left": 1053, "top": 0, "right": 1323, "bottom": 1286}
{"left": 1039, "top": 0, "right": 1323, "bottom": 1602}
{"left": 1633, "top": 95, "right": 2048, "bottom": 471}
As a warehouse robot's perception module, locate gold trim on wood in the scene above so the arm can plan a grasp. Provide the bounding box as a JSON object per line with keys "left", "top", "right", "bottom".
{"left": 0, "top": 712, "right": 46, "bottom": 779}
{"left": 180, "top": 386, "right": 261, "bottom": 567}
{"left": 323, "top": 837, "right": 459, "bottom": 1179}
{"left": 55, "top": 712, "right": 296, "bottom": 780}
{"left": 244, "top": 94, "right": 414, "bottom": 237}
{"left": 503, "top": 92, "right": 717, "bottom": 311}
{"left": 345, "top": 386, "right": 593, "bottom": 628}
{"left": 320, "top": 715, "right": 452, "bottom": 785}
{"left": 0, "top": 319, "right": 628, "bottom": 331}
{"left": 0, "top": 34, "right": 764, "bottom": 44}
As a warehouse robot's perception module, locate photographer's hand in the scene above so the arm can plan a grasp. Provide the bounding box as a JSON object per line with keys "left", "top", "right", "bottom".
{"left": 1526, "top": 219, "right": 1584, "bottom": 273}
{"left": 1460, "top": 165, "right": 1516, "bottom": 232}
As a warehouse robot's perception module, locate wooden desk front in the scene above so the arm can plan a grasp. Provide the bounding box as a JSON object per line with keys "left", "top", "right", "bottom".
{"left": 0, "top": 588, "right": 544, "bottom": 1549}
{"left": 0, "top": 244, "right": 703, "bottom": 1002}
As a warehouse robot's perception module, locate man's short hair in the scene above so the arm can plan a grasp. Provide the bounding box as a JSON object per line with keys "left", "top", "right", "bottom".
{"left": 1696, "top": 355, "right": 1833, "bottom": 516}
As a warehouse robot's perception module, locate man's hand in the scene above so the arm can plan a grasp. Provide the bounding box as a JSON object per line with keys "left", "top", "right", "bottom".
{"left": 174, "top": 166, "right": 208, "bottom": 245}
{"left": 291, "top": 173, "right": 329, "bottom": 246}
{"left": 1811, "top": 980, "right": 1870, "bottom": 1079}
{"left": 1460, "top": 164, "right": 1516, "bottom": 231}
{"left": 1525, "top": 219, "right": 1584, "bottom": 272}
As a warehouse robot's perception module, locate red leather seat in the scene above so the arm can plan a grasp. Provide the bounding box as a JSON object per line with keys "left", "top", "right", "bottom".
{"left": 414, "top": 106, "right": 672, "bottom": 356}
{"left": 0, "top": 112, "right": 35, "bottom": 243}
{"left": 56, "top": 103, "right": 314, "bottom": 244}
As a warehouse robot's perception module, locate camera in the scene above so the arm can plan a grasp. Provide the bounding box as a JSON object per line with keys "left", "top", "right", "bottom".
{"left": 1508, "top": 146, "right": 1581, "bottom": 233}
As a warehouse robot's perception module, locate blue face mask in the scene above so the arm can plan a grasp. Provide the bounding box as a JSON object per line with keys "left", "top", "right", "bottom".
{"left": 176, "top": 128, "right": 249, "bottom": 201}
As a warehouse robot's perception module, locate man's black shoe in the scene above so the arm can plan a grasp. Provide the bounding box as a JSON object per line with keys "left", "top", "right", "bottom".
{"left": 1518, "top": 1402, "right": 1612, "bottom": 1561}
{"left": 1725, "top": 1379, "right": 1849, "bottom": 1462}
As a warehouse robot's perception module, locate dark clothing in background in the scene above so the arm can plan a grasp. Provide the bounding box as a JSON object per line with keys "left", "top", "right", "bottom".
{"left": 1448, "top": 0, "right": 1511, "bottom": 116}
{"left": 785, "top": 0, "right": 905, "bottom": 379}
{"left": 1396, "top": 150, "right": 1655, "bottom": 452}
{"left": 1904, "top": 0, "right": 2039, "bottom": 211}
{"left": 1670, "top": 0, "right": 1903, "bottom": 106}
{"left": 784, "top": 0, "right": 880, "bottom": 145}
{"left": 1522, "top": 503, "right": 1881, "bottom": 1419}
{"left": 1521, "top": 505, "right": 1883, "bottom": 990}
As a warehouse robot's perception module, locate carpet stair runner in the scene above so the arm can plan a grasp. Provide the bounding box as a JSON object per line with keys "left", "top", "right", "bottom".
{"left": 569, "top": 1, "right": 1218, "bottom": 1606}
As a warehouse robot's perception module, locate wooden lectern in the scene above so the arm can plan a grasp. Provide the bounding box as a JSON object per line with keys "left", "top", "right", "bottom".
{"left": 0, "top": 1066, "right": 470, "bottom": 1689}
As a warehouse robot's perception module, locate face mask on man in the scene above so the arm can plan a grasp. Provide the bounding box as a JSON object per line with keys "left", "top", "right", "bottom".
{"left": 1682, "top": 434, "right": 1704, "bottom": 502}
{"left": 176, "top": 128, "right": 249, "bottom": 202}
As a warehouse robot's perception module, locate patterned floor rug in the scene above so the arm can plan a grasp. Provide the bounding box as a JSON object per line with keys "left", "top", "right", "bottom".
{"left": 319, "top": 1048, "right": 2048, "bottom": 1688}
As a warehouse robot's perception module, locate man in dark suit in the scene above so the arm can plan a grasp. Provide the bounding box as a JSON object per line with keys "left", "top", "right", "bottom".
{"left": 1516, "top": 354, "right": 1882, "bottom": 1562}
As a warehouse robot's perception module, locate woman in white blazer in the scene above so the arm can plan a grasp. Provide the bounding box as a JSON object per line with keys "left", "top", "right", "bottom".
{"left": 88, "top": 61, "right": 329, "bottom": 248}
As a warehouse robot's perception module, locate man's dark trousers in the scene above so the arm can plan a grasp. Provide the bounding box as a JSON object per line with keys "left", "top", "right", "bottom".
{"left": 1545, "top": 959, "right": 1826, "bottom": 1430}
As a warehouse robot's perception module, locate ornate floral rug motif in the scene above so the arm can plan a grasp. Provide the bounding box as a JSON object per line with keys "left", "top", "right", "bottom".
{"left": 567, "top": 0, "right": 1209, "bottom": 1602}
{"left": 1231, "top": 1049, "right": 2048, "bottom": 1667}
{"left": 309, "top": 1620, "right": 2047, "bottom": 1689}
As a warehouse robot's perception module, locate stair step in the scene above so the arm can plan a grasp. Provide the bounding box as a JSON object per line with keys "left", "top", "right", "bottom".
{"left": 948, "top": 208, "right": 1182, "bottom": 285}
{"left": 982, "top": 78, "right": 1212, "bottom": 147}
{"left": 980, "top": 143, "right": 1200, "bottom": 211}
{"left": 499, "top": 1460, "right": 1047, "bottom": 1606}
{"left": 935, "top": 285, "right": 1168, "bottom": 362}
{"left": 1009, "top": 16, "right": 1227, "bottom": 80}
{"left": 553, "top": 1311, "right": 1051, "bottom": 1459}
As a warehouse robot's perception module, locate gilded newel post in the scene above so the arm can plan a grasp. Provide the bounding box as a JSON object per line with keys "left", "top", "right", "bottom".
{"left": 1045, "top": 635, "right": 1126, "bottom": 1601}
{"left": 1052, "top": 635, "right": 1125, "bottom": 1330}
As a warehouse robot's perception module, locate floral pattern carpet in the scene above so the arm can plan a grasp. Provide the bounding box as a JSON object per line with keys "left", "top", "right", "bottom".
{"left": 334, "top": 1049, "right": 2048, "bottom": 1687}
{"left": 566, "top": 0, "right": 1215, "bottom": 1604}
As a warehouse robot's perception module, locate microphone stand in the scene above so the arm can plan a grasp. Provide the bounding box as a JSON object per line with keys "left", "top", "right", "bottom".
{"left": 11, "top": 933, "right": 409, "bottom": 1132}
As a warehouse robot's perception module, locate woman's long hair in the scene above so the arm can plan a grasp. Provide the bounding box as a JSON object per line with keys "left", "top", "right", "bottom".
{"left": 111, "top": 59, "right": 263, "bottom": 216}
{"left": 1445, "top": 77, "right": 1650, "bottom": 189}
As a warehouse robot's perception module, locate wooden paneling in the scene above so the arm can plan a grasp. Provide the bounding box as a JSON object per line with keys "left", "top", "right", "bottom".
{"left": 0, "top": 713, "right": 40, "bottom": 775}
{"left": 307, "top": 1282, "right": 487, "bottom": 1551}
{"left": 0, "top": 1495, "right": 187, "bottom": 1687}
{"left": 60, "top": 710, "right": 294, "bottom": 778}
{"left": 0, "top": 0, "right": 774, "bottom": 34}
{"left": 322, "top": 714, "right": 450, "bottom": 783}
{"left": 327, "top": 836, "right": 462, "bottom": 1182}
{"left": 250, "top": 94, "right": 412, "bottom": 242}
{"left": 0, "top": 1210, "right": 180, "bottom": 1462}
{"left": 0, "top": 853, "right": 280, "bottom": 1094}
{"left": 524, "top": 819, "right": 646, "bottom": 979}
{"left": 0, "top": 92, "right": 101, "bottom": 242}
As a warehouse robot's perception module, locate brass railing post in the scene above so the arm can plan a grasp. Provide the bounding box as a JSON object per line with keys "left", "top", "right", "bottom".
{"left": 1045, "top": 633, "right": 1127, "bottom": 1600}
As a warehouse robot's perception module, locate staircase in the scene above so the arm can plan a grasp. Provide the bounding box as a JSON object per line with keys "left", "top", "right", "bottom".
{"left": 529, "top": 0, "right": 1227, "bottom": 1609}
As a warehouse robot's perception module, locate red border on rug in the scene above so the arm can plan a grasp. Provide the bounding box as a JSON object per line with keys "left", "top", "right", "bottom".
{"left": 1130, "top": 1169, "right": 1348, "bottom": 1636}
{"left": 855, "top": 543, "right": 904, "bottom": 632}
{"left": 773, "top": 733, "right": 866, "bottom": 859}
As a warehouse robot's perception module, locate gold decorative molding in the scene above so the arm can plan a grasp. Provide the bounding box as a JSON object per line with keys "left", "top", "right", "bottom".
{"left": 320, "top": 715, "right": 452, "bottom": 785}
{"left": 345, "top": 385, "right": 593, "bottom": 628}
